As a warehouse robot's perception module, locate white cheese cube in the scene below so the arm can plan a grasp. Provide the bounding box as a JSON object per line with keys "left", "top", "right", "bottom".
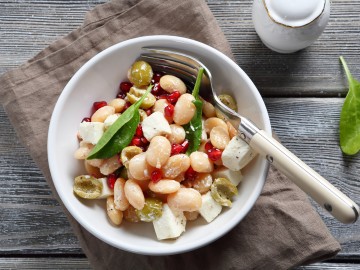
{"left": 153, "top": 204, "right": 186, "bottom": 240}
{"left": 142, "top": 111, "right": 172, "bottom": 141}
{"left": 97, "top": 177, "right": 114, "bottom": 199}
{"left": 222, "top": 136, "right": 256, "bottom": 171}
{"left": 78, "top": 122, "right": 105, "bottom": 145}
{"left": 198, "top": 192, "right": 222, "bottom": 223}
{"left": 212, "top": 167, "right": 243, "bottom": 186}
{"left": 103, "top": 113, "right": 120, "bottom": 129}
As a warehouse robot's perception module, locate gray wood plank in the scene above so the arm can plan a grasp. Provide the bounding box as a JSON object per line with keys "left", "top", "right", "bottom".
{"left": 0, "top": 0, "right": 359, "bottom": 97}
{"left": 0, "top": 258, "right": 359, "bottom": 270}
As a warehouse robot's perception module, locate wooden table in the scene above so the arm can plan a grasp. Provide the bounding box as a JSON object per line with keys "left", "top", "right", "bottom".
{"left": 1, "top": 0, "right": 359, "bottom": 269}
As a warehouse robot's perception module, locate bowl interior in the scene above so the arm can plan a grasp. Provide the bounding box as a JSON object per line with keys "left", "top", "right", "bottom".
{"left": 48, "top": 35, "right": 271, "bottom": 255}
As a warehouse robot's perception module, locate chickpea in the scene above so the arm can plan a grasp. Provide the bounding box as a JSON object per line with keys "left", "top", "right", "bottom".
{"left": 190, "top": 151, "right": 214, "bottom": 173}
{"left": 210, "top": 126, "right": 230, "bottom": 150}
{"left": 128, "top": 153, "right": 151, "bottom": 181}
{"left": 173, "top": 94, "right": 196, "bottom": 125}
{"left": 167, "top": 124, "right": 186, "bottom": 144}
{"left": 91, "top": 105, "right": 115, "bottom": 122}
{"left": 148, "top": 179, "right": 181, "bottom": 194}
{"left": 109, "top": 98, "right": 126, "bottom": 113}
{"left": 99, "top": 155, "right": 121, "bottom": 175}
{"left": 146, "top": 136, "right": 171, "bottom": 168}
{"left": 167, "top": 188, "right": 202, "bottom": 212}
{"left": 204, "top": 117, "right": 228, "bottom": 134}
{"left": 192, "top": 173, "right": 213, "bottom": 194}
{"left": 159, "top": 75, "right": 187, "bottom": 94}
{"left": 124, "top": 179, "right": 145, "bottom": 210}
{"left": 106, "top": 196, "right": 123, "bottom": 225}
{"left": 114, "top": 178, "right": 129, "bottom": 211}
{"left": 162, "top": 154, "right": 191, "bottom": 179}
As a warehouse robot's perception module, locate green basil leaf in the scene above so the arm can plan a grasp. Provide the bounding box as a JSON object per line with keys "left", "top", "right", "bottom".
{"left": 339, "top": 57, "right": 360, "bottom": 155}
{"left": 184, "top": 68, "right": 204, "bottom": 155}
{"left": 185, "top": 99, "right": 203, "bottom": 154}
{"left": 87, "top": 85, "right": 151, "bottom": 159}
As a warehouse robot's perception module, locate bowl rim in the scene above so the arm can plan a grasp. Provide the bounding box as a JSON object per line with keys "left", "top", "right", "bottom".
{"left": 47, "top": 35, "right": 271, "bottom": 255}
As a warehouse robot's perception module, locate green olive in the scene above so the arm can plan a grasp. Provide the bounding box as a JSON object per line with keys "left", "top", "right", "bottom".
{"left": 129, "top": 61, "right": 153, "bottom": 87}
{"left": 73, "top": 175, "right": 102, "bottom": 199}
{"left": 127, "top": 86, "right": 156, "bottom": 109}
{"left": 218, "top": 94, "right": 238, "bottom": 112}
{"left": 135, "top": 197, "right": 163, "bottom": 222}
{"left": 120, "top": 146, "right": 143, "bottom": 168}
{"left": 210, "top": 177, "right": 238, "bottom": 207}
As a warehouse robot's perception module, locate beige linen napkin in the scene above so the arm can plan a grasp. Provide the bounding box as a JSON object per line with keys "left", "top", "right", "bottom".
{"left": 0, "top": 0, "right": 340, "bottom": 269}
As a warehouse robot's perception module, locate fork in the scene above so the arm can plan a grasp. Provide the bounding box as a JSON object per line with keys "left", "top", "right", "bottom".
{"left": 138, "top": 47, "right": 359, "bottom": 224}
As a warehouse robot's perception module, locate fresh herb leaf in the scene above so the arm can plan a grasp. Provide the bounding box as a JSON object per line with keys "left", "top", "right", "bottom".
{"left": 87, "top": 85, "right": 152, "bottom": 159}
{"left": 184, "top": 68, "right": 204, "bottom": 155}
{"left": 339, "top": 57, "right": 360, "bottom": 155}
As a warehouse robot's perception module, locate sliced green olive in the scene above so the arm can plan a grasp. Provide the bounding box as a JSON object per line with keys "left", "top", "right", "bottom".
{"left": 73, "top": 175, "right": 102, "bottom": 199}
{"left": 210, "top": 177, "right": 238, "bottom": 207}
{"left": 135, "top": 197, "right": 163, "bottom": 222}
{"left": 218, "top": 94, "right": 238, "bottom": 112}
{"left": 129, "top": 61, "right": 153, "bottom": 87}
{"left": 120, "top": 146, "right": 143, "bottom": 168}
{"left": 127, "top": 86, "right": 156, "bottom": 109}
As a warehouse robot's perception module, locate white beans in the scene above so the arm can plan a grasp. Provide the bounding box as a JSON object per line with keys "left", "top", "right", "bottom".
{"left": 128, "top": 153, "right": 151, "bottom": 180}
{"left": 201, "top": 98, "right": 216, "bottom": 118}
{"left": 184, "top": 211, "right": 200, "bottom": 221}
{"left": 153, "top": 99, "right": 169, "bottom": 114}
{"left": 204, "top": 117, "right": 228, "bottom": 134}
{"left": 124, "top": 179, "right": 145, "bottom": 210}
{"left": 99, "top": 155, "right": 121, "bottom": 175}
{"left": 193, "top": 173, "right": 213, "bottom": 194}
{"left": 146, "top": 136, "right": 171, "bottom": 168}
{"left": 114, "top": 178, "right": 129, "bottom": 211}
{"left": 159, "top": 75, "right": 187, "bottom": 94}
{"left": 84, "top": 160, "right": 103, "bottom": 178}
{"left": 162, "top": 154, "right": 191, "bottom": 179}
{"left": 106, "top": 196, "right": 123, "bottom": 225}
{"left": 210, "top": 126, "right": 230, "bottom": 150}
{"left": 91, "top": 105, "right": 115, "bottom": 122}
{"left": 227, "top": 121, "right": 238, "bottom": 139}
{"left": 167, "top": 124, "right": 186, "bottom": 144}
{"left": 148, "top": 179, "right": 180, "bottom": 194}
{"left": 173, "top": 94, "right": 196, "bottom": 125}
{"left": 167, "top": 188, "right": 202, "bottom": 212}
{"left": 74, "top": 145, "right": 91, "bottom": 160}
{"left": 190, "top": 151, "right": 214, "bottom": 173}
{"left": 109, "top": 98, "right": 126, "bottom": 113}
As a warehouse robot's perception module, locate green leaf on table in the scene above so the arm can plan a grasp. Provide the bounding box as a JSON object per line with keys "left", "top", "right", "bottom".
{"left": 184, "top": 68, "right": 204, "bottom": 155}
{"left": 339, "top": 57, "right": 360, "bottom": 155}
{"left": 87, "top": 85, "right": 152, "bottom": 159}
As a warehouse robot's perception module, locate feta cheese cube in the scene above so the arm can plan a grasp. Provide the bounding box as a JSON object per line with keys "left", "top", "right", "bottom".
{"left": 198, "top": 192, "right": 222, "bottom": 223}
{"left": 212, "top": 167, "right": 243, "bottom": 186}
{"left": 153, "top": 204, "right": 186, "bottom": 240}
{"left": 104, "top": 113, "right": 120, "bottom": 129}
{"left": 78, "top": 122, "right": 105, "bottom": 145}
{"left": 222, "top": 136, "right": 256, "bottom": 171}
{"left": 142, "top": 111, "right": 172, "bottom": 141}
{"left": 97, "top": 177, "right": 114, "bottom": 199}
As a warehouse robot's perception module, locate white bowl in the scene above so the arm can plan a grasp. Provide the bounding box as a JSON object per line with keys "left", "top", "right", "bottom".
{"left": 48, "top": 35, "right": 271, "bottom": 255}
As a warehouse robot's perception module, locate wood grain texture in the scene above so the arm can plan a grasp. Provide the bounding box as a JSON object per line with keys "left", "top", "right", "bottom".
{"left": 1, "top": 0, "right": 360, "bottom": 269}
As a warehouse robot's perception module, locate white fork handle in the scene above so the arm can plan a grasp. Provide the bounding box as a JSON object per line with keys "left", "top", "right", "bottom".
{"left": 248, "top": 130, "right": 359, "bottom": 224}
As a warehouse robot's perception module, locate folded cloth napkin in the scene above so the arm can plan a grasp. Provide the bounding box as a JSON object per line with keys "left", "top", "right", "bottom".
{"left": 0, "top": 0, "right": 340, "bottom": 269}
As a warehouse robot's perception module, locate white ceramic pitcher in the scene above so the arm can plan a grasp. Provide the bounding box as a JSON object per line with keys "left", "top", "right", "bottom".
{"left": 252, "top": 0, "right": 330, "bottom": 53}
